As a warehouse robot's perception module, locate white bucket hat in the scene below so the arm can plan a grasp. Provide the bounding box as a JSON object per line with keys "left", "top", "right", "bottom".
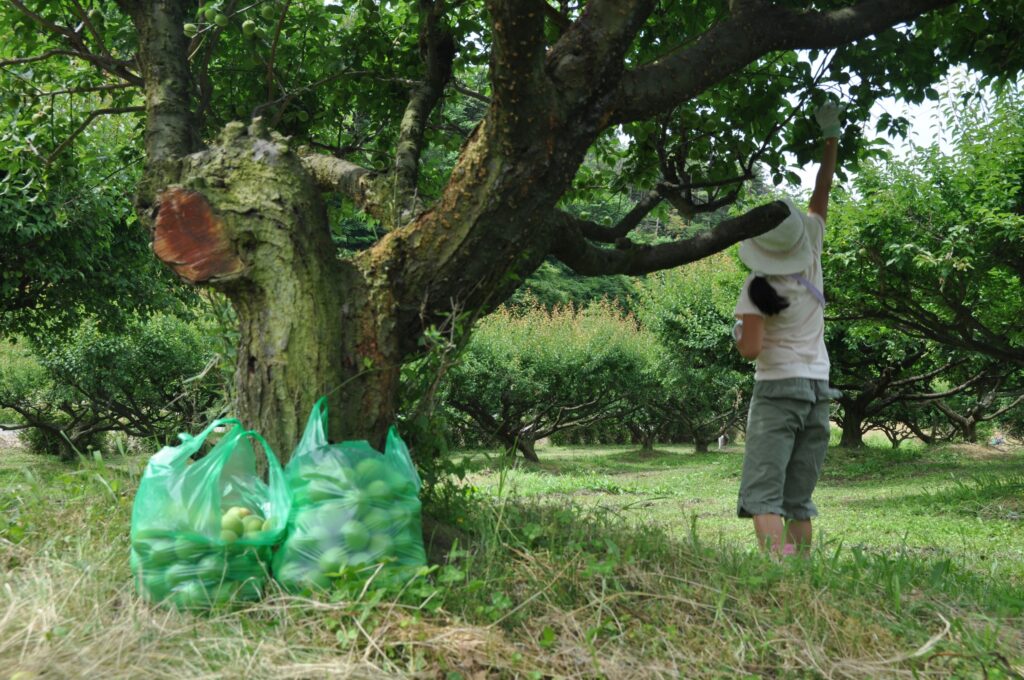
{"left": 738, "top": 197, "right": 812, "bottom": 276}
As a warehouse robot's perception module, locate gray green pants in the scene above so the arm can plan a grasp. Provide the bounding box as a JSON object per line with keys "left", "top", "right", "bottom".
{"left": 737, "top": 378, "right": 832, "bottom": 521}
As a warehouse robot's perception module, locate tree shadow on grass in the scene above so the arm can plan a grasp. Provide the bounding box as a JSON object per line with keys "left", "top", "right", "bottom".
{"left": 847, "top": 471, "right": 1024, "bottom": 521}
{"left": 821, "top": 446, "right": 1023, "bottom": 485}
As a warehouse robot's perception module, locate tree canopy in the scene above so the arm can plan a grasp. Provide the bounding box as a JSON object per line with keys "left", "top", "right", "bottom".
{"left": 827, "top": 87, "right": 1024, "bottom": 366}
{"left": 4, "top": 0, "right": 1024, "bottom": 454}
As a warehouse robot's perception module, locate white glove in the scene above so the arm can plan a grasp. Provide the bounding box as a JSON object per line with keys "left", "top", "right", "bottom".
{"left": 814, "top": 102, "right": 843, "bottom": 139}
{"left": 732, "top": 320, "right": 744, "bottom": 342}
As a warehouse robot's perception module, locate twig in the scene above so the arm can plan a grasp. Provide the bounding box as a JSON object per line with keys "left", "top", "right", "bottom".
{"left": 44, "top": 105, "right": 145, "bottom": 165}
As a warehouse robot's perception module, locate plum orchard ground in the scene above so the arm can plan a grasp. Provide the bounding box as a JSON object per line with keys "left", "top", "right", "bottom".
{"left": 462, "top": 439, "right": 1024, "bottom": 581}
{"left": 1, "top": 440, "right": 1022, "bottom": 678}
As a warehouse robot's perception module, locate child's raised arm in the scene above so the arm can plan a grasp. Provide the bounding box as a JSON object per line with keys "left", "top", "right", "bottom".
{"left": 808, "top": 102, "right": 842, "bottom": 222}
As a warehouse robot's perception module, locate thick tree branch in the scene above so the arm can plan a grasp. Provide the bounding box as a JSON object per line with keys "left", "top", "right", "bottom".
{"left": 535, "top": 0, "right": 571, "bottom": 34}
{"left": 114, "top": 0, "right": 197, "bottom": 215}
{"left": 0, "top": 49, "right": 79, "bottom": 67}
{"left": 552, "top": 200, "right": 789, "bottom": 276}
{"left": 116, "top": 0, "right": 196, "bottom": 164}
{"left": 902, "top": 369, "right": 990, "bottom": 402}
{"left": 545, "top": 0, "right": 654, "bottom": 111}
{"left": 68, "top": 0, "right": 114, "bottom": 62}
{"left": 451, "top": 79, "right": 490, "bottom": 104}
{"left": 487, "top": 0, "right": 551, "bottom": 127}
{"left": 574, "top": 189, "right": 662, "bottom": 243}
{"left": 611, "top": 0, "right": 958, "bottom": 123}
{"left": 36, "top": 82, "right": 134, "bottom": 97}
{"left": 394, "top": 0, "right": 457, "bottom": 196}
{"left": 981, "top": 391, "right": 1024, "bottom": 421}
{"left": 889, "top": 357, "right": 958, "bottom": 390}
{"left": 299, "top": 152, "right": 379, "bottom": 212}
{"left": 265, "top": 0, "right": 292, "bottom": 103}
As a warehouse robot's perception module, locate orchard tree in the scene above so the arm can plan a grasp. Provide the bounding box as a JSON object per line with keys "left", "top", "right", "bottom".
{"left": 5, "top": 0, "right": 1023, "bottom": 459}
{"left": 826, "top": 87, "right": 1024, "bottom": 367}
{"left": 929, "top": 363, "right": 1024, "bottom": 443}
{"left": 444, "top": 302, "right": 648, "bottom": 461}
{"left": 635, "top": 253, "right": 749, "bottom": 453}
{"left": 826, "top": 323, "right": 955, "bottom": 448}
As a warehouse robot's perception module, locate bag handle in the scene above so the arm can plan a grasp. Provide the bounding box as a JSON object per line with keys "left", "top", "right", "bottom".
{"left": 297, "top": 395, "right": 331, "bottom": 452}
{"left": 199, "top": 426, "right": 286, "bottom": 518}
{"left": 384, "top": 426, "right": 422, "bottom": 491}
{"left": 150, "top": 417, "right": 243, "bottom": 466}
{"left": 243, "top": 429, "right": 287, "bottom": 500}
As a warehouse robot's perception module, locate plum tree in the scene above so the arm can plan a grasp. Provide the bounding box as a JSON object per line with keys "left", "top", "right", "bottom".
{"left": 3, "top": 0, "right": 1023, "bottom": 459}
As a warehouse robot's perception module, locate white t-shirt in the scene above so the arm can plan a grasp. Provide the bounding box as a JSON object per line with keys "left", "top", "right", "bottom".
{"left": 733, "top": 211, "right": 829, "bottom": 382}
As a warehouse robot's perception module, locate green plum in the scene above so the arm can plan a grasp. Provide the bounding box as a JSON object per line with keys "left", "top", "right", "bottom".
{"left": 389, "top": 505, "right": 411, "bottom": 527}
{"left": 174, "top": 536, "right": 206, "bottom": 560}
{"left": 346, "top": 552, "right": 373, "bottom": 568}
{"left": 354, "top": 457, "right": 384, "bottom": 485}
{"left": 307, "top": 524, "right": 336, "bottom": 546}
{"left": 317, "top": 546, "right": 348, "bottom": 574}
{"left": 140, "top": 570, "right": 172, "bottom": 602}
{"left": 362, "top": 508, "right": 391, "bottom": 533}
{"left": 274, "top": 561, "right": 308, "bottom": 585}
{"left": 164, "top": 563, "right": 195, "bottom": 586}
{"left": 221, "top": 513, "right": 244, "bottom": 536}
{"left": 344, "top": 489, "right": 370, "bottom": 517}
{"left": 368, "top": 532, "right": 393, "bottom": 558}
{"left": 286, "top": 532, "right": 321, "bottom": 557}
{"left": 196, "top": 554, "right": 226, "bottom": 581}
{"left": 365, "top": 479, "right": 393, "bottom": 503}
{"left": 242, "top": 515, "right": 264, "bottom": 535}
{"left": 307, "top": 482, "right": 338, "bottom": 503}
{"left": 170, "top": 580, "right": 209, "bottom": 609}
{"left": 145, "top": 539, "right": 179, "bottom": 567}
{"left": 340, "top": 520, "right": 369, "bottom": 552}
{"left": 134, "top": 527, "right": 175, "bottom": 541}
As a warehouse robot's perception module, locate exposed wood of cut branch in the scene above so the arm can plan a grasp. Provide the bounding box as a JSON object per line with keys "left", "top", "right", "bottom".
{"left": 153, "top": 188, "right": 245, "bottom": 284}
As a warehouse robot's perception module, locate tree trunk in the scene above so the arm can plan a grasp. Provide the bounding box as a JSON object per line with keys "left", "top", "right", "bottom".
{"left": 153, "top": 122, "right": 401, "bottom": 458}
{"left": 640, "top": 433, "right": 656, "bottom": 452}
{"left": 905, "top": 420, "right": 935, "bottom": 445}
{"left": 694, "top": 440, "right": 709, "bottom": 453}
{"left": 627, "top": 423, "right": 655, "bottom": 452}
{"left": 516, "top": 435, "right": 540, "bottom": 462}
{"left": 962, "top": 419, "right": 978, "bottom": 443}
{"left": 838, "top": 401, "right": 866, "bottom": 448}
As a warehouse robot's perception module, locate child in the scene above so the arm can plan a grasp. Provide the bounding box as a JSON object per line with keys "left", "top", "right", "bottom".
{"left": 731, "top": 102, "right": 841, "bottom": 556}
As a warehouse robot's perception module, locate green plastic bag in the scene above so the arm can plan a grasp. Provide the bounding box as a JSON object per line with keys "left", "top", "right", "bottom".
{"left": 272, "top": 397, "right": 426, "bottom": 591}
{"left": 130, "top": 418, "right": 291, "bottom": 609}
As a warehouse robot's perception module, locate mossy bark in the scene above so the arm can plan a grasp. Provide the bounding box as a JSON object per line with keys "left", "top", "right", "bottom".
{"left": 153, "top": 122, "right": 402, "bottom": 458}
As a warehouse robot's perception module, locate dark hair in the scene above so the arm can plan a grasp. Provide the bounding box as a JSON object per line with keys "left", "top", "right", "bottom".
{"left": 749, "top": 276, "right": 789, "bottom": 316}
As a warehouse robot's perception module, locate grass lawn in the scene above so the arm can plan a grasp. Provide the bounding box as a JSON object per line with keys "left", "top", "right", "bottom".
{"left": 461, "top": 438, "right": 1024, "bottom": 582}
{"left": 1, "top": 438, "right": 1022, "bottom": 679}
